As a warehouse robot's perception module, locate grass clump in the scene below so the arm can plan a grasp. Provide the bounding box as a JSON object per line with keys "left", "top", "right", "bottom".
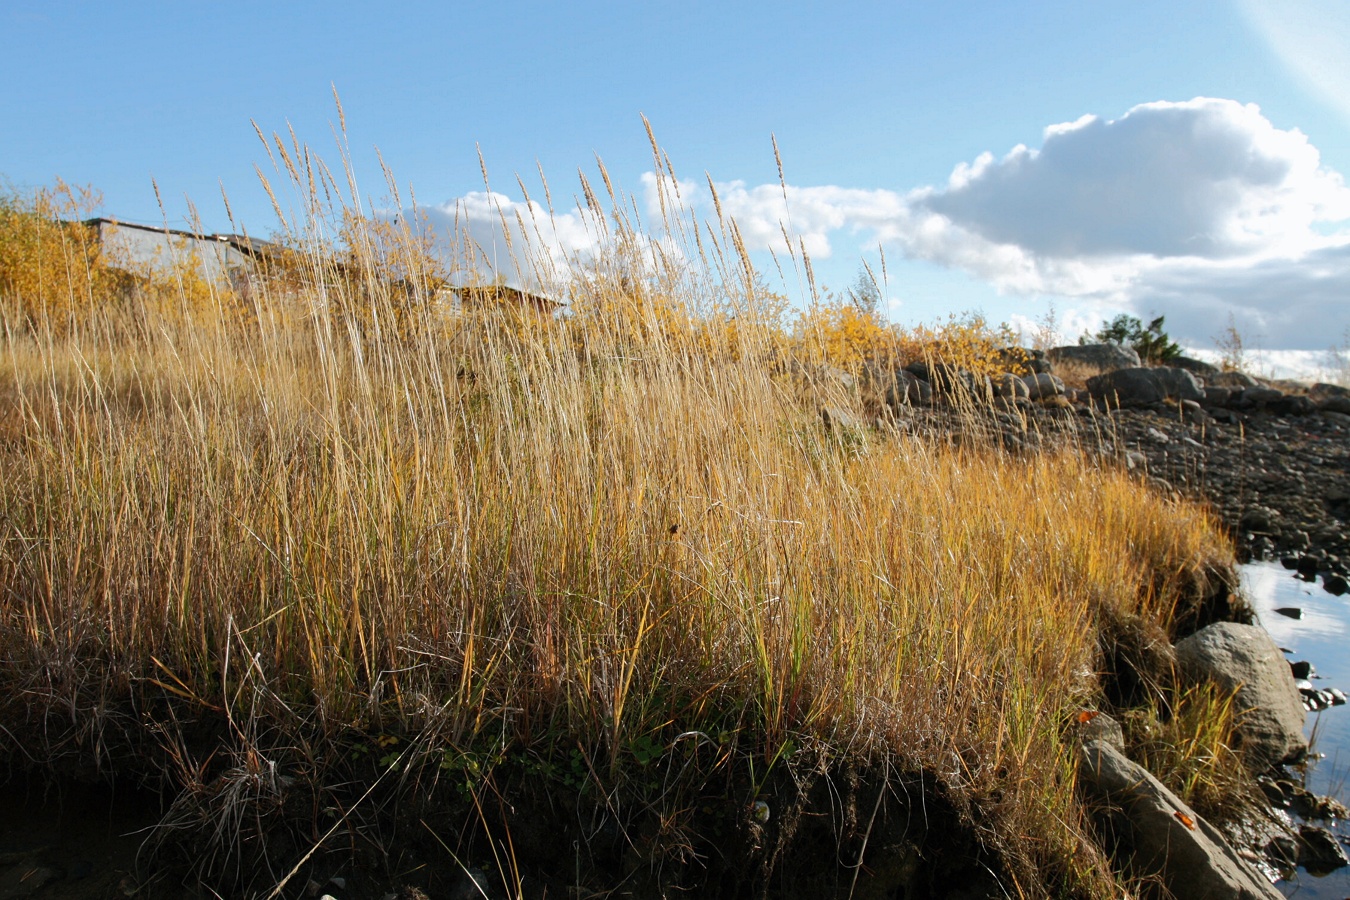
{"left": 0, "top": 132, "right": 1239, "bottom": 897}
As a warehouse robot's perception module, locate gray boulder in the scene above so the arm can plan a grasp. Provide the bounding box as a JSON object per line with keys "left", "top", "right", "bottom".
{"left": 1046, "top": 343, "right": 1142, "bottom": 372}
{"left": 1205, "top": 386, "right": 1234, "bottom": 408}
{"left": 1021, "top": 372, "right": 1065, "bottom": 400}
{"left": 1174, "top": 355, "right": 1221, "bottom": 378}
{"left": 1309, "top": 383, "right": 1350, "bottom": 415}
{"left": 1237, "top": 387, "right": 1284, "bottom": 408}
{"left": 820, "top": 406, "right": 863, "bottom": 434}
{"left": 1309, "top": 382, "right": 1350, "bottom": 402}
{"left": 1078, "top": 740, "right": 1283, "bottom": 900}
{"left": 1086, "top": 366, "right": 1205, "bottom": 406}
{"left": 1174, "top": 623, "right": 1307, "bottom": 769}
{"left": 885, "top": 369, "right": 932, "bottom": 407}
{"left": 1212, "top": 370, "right": 1260, "bottom": 389}
{"left": 994, "top": 372, "right": 1031, "bottom": 401}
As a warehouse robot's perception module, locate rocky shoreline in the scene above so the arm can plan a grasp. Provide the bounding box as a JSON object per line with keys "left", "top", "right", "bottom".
{"left": 3, "top": 346, "right": 1348, "bottom": 900}
{"left": 853, "top": 345, "right": 1350, "bottom": 582}
{"left": 840, "top": 346, "right": 1350, "bottom": 894}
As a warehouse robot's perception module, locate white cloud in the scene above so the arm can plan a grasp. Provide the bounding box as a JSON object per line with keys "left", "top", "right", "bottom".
{"left": 404, "top": 99, "right": 1350, "bottom": 352}
{"left": 642, "top": 98, "right": 1350, "bottom": 352}
{"left": 407, "top": 190, "right": 608, "bottom": 289}
{"left": 639, "top": 172, "right": 905, "bottom": 259}
{"left": 919, "top": 98, "right": 1349, "bottom": 261}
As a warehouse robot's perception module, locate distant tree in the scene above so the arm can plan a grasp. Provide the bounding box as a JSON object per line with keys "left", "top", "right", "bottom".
{"left": 845, "top": 264, "right": 882, "bottom": 318}
{"left": 1084, "top": 314, "right": 1181, "bottom": 364}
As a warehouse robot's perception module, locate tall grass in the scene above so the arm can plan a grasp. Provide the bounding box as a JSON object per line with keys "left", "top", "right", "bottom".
{"left": 0, "top": 133, "right": 1235, "bottom": 896}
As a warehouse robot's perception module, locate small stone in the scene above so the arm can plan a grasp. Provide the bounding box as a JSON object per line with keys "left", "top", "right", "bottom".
{"left": 1298, "top": 824, "right": 1350, "bottom": 875}
{"left": 1275, "top": 607, "right": 1304, "bottom": 619}
{"left": 1323, "top": 574, "right": 1348, "bottom": 596}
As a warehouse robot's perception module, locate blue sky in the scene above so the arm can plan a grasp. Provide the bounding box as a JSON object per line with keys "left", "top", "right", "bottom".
{"left": 4, "top": 1, "right": 1350, "bottom": 372}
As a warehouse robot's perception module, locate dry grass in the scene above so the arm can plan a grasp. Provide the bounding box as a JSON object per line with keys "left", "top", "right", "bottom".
{"left": 0, "top": 139, "right": 1238, "bottom": 897}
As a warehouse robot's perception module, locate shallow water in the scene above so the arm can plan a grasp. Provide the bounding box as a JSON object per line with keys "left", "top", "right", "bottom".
{"left": 1241, "top": 561, "right": 1350, "bottom": 898}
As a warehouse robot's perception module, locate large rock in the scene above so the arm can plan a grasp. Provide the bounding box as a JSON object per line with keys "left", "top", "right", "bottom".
{"left": 1046, "top": 343, "right": 1141, "bottom": 372}
{"left": 1309, "top": 383, "right": 1350, "bottom": 415}
{"left": 1078, "top": 740, "right": 1282, "bottom": 900}
{"left": 904, "top": 362, "right": 992, "bottom": 404}
{"left": 994, "top": 372, "right": 1031, "bottom": 401}
{"left": 1086, "top": 366, "right": 1205, "bottom": 406}
{"left": 1309, "top": 382, "right": 1350, "bottom": 403}
{"left": 1021, "top": 372, "right": 1065, "bottom": 400}
{"left": 884, "top": 369, "right": 932, "bottom": 407}
{"left": 1174, "top": 355, "right": 1221, "bottom": 378}
{"left": 1212, "top": 371, "right": 1260, "bottom": 389}
{"left": 1174, "top": 623, "right": 1307, "bottom": 769}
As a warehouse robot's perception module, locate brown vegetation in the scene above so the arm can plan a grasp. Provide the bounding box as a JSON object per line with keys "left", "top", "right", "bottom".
{"left": 0, "top": 134, "right": 1241, "bottom": 897}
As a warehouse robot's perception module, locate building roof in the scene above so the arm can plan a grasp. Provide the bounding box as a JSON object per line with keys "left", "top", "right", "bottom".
{"left": 81, "top": 218, "right": 276, "bottom": 258}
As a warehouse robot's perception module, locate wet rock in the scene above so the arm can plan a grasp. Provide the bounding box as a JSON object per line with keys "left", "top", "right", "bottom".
{"left": 1174, "top": 623, "right": 1307, "bottom": 769}
{"left": 1078, "top": 740, "right": 1282, "bottom": 899}
{"left": 1289, "top": 660, "right": 1314, "bottom": 680}
{"left": 1274, "top": 607, "right": 1303, "bottom": 619}
{"left": 1239, "top": 506, "right": 1280, "bottom": 534}
{"left": 1297, "top": 825, "right": 1349, "bottom": 875}
{"left": 1323, "top": 574, "right": 1348, "bottom": 596}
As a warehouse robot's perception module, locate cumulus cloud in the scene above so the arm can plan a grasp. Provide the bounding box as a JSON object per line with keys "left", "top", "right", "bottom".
{"left": 920, "top": 99, "right": 1349, "bottom": 261}
{"left": 646, "top": 98, "right": 1350, "bottom": 351}
{"left": 404, "top": 98, "right": 1350, "bottom": 351}
{"left": 404, "top": 191, "right": 608, "bottom": 289}
{"left": 897, "top": 98, "right": 1350, "bottom": 350}
{"left": 640, "top": 173, "right": 904, "bottom": 259}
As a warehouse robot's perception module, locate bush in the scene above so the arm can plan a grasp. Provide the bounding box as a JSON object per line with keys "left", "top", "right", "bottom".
{"left": 1086, "top": 314, "right": 1181, "bottom": 364}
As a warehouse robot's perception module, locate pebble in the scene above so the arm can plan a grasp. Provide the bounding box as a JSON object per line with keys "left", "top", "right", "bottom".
{"left": 1290, "top": 660, "right": 1315, "bottom": 679}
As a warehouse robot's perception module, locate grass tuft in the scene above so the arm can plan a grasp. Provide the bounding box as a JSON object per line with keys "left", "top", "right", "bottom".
{"left": 0, "top": 138, "right": 1239, "bottom": 896}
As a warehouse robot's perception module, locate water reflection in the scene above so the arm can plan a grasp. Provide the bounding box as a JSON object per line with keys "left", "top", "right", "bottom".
{"left": 1240, "top": 561, "right": 1350, "bottom": 898}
